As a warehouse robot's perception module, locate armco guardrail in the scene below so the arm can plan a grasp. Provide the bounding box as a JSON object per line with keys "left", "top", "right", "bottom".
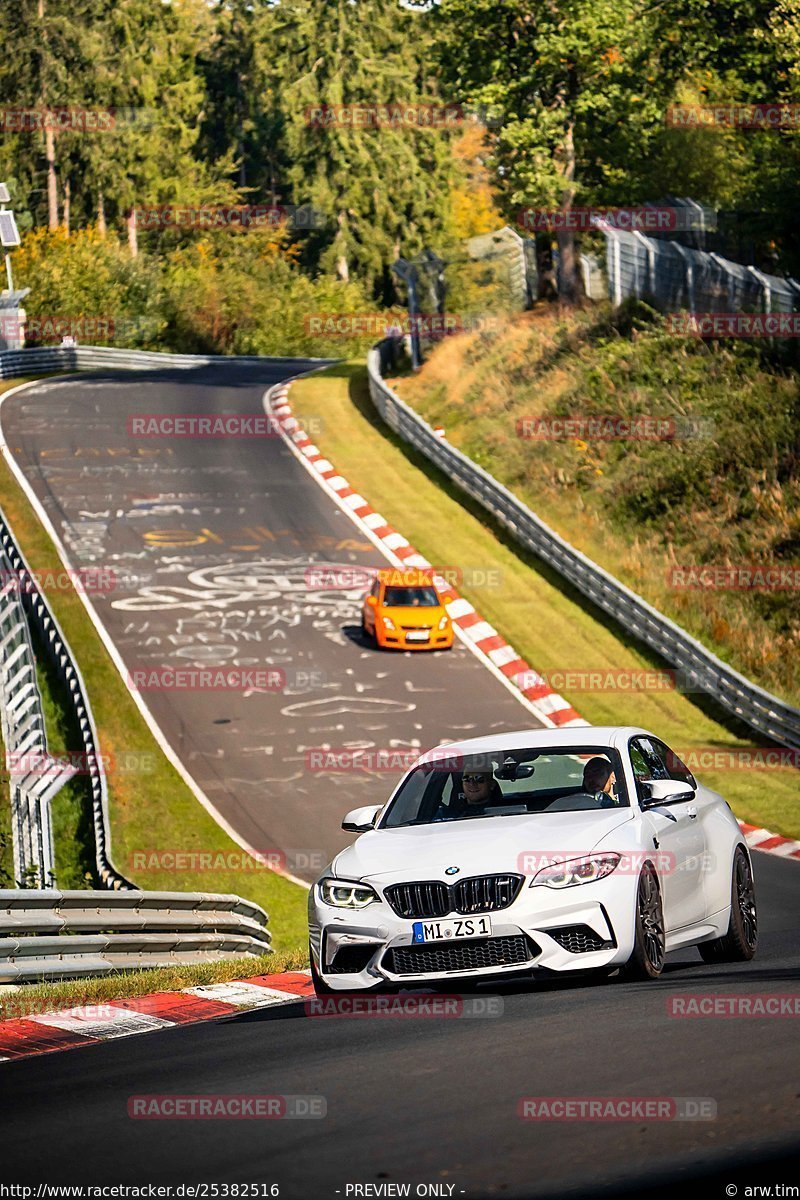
{"left": 0, "top": 527, "right": 77, "bottom": 887}
{"left": 0, "top": 344, "right": 325, "bottom": 379}
{"left": 0, "top": 505, "right": 133, "bottom": 890}
{"left": 0, "top": 890, "right": 271, "bottom": 981}
{"left": 368, "top": 343, "right": 800, "bottom": 753}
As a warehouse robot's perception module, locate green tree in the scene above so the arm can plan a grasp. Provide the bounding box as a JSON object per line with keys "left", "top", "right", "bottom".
{"left": 432, "top": 0, "right": 667, "bottom": 301}
{"left": 266, "top": 0, "right": 456, "bottom": 300}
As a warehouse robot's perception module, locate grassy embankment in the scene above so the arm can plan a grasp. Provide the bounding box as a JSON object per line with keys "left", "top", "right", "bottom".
{"left": 393, "top": 303, "right": 800, "bottom": 708}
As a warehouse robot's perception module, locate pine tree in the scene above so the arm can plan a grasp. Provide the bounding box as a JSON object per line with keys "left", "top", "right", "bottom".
{"left": 265, "top": 0, "right": 456, "bottom": 300}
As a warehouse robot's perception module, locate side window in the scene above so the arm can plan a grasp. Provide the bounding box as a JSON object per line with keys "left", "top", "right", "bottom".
{"left": 629, "top": 738, "right": 669, "bottom": 801}
{"left": 652, "top": 739, "right": 696, "bottom": 787}
{"left": 629, "top": 741, "right": 652, "bottom": 801}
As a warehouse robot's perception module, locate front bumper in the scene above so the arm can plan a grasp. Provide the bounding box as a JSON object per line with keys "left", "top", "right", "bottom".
{"left": 375, "top": 625, "right": 453, "bottom": 650}
{"left": 309, "top": 876, "right": 636, "bottom": 991}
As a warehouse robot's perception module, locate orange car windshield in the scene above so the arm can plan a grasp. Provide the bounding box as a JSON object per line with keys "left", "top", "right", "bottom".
{"left": 383, "top": 586, "right": 439, "bottom": 607}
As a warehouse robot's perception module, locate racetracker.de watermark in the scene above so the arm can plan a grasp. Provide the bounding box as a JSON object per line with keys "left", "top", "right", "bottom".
{"left": 304, "top": 564, "right": 502, "bottom": 590}
{"left": 133, "top": 203, "right": 326, "bottom": 230}
{"left": 127, "top": 414, "right": 284, "bottom": 438}
{"left": 0, "top": 1000, "right": 118, "bottom": 1023}
{"left": 305, "top": 747, "right": 493, "bottom": 773}
{"left": 516, "top": 668, "right": 706, "bottom": 694}
{"left": 670, "top": 747, "right": 800, "bottom": 772}
{"left": 517, "top": 1096, "right": 717, "bottom": 1121}
{"left": 0, "top": 106, "right": 155, "bottom": 132}
{"left": 668, "top": 312, "right": 800, "bottom": 338}
{"left": 0, "top": 565, "right": 123, "bottom": 595}
{"left": 516, "top": 206, "right": 714, "bottom": 232}
{"left": 127, "top": 1094, "right": 326, "bottom": 1119}
{"left": 517, "top": 850, "right": 715, "bottom": 875}
{"left": 666, "top": 103, "right": 800, "bottom": 128}
{"left": 2, "top": 315, "right": 147, "bottom": 345}
{"left": 3, "top": 750, "right": 157, "bottom": 778}
{"left": 668, "top": 564, "right": 800, "bottom": 591}
{"left": 127, "top": 668, "right": 287, "bottom": 692}
{"left": 304, "top": 102, "right": 502, "bottom": 128}
{"left": 516, "top": 415, "right": 711, "bottom": 441}
{"left": 668, "top": 994, "right": 800, "bottom": 1018}
{"left": 305, "top": 995, "right": 503, "bottom": 1018}
{"left": 304, "top": 312, "right": 499, "bottom": 338}
{"left": 129, "top": 848, "right": 326, "bottom": 874}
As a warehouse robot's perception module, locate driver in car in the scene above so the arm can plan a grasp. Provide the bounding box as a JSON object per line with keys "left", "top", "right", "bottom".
{"left": 582, "top": 757, "right": 618, "bottom": 806}
{"left": 433, "top": 767, "right": 502, "bottom": 820}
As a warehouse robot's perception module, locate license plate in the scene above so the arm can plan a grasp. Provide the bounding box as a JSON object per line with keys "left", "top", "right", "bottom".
{"left": 405, "top": 631, "right": 430, "bottom": 643}
{"left": 412, "top": 916, "right": 492, "bottom": 943}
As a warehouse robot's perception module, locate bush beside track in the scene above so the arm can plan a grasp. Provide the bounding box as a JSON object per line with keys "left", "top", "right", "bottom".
{"left": 289, "top": 361, "right": 800, "bottom": 840}
{"left": 0, "top": 378, "right": 308, "bottom": 955}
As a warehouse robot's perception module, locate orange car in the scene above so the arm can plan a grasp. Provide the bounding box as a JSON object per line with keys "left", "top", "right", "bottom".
{"left": 361, "top": 569, "right": 454, "bottom": 650}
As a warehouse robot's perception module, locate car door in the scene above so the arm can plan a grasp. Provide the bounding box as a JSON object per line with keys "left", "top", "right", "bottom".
{"left": 364, "top": 577, "right": 381, "bottom": 633}
{"left": 629, "top": 736, "right": 707, "bottom": 931}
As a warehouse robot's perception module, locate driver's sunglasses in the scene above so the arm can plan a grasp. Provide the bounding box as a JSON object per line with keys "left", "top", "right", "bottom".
{"left": 463, "top": 774, "right": 490, "bottom": 784}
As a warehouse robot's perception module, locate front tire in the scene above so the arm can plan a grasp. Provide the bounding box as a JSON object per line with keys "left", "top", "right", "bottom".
{"left": 309, "top": 943, "right": 335, "bottom": 994}
{"left": 698, "top": 846, "right": 758, "bottom": 963}
{"left": 622, "top": 866, "right": 665, "bottom": 981}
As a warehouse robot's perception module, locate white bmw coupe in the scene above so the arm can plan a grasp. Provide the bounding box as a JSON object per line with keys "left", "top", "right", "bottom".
{"left": 308, "top": 727, "right": 758, "bottom": 992}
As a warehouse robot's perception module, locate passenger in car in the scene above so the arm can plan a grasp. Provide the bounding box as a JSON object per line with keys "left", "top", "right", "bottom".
{"left": 582, "top": 757, "right": 618, "bottom": 806}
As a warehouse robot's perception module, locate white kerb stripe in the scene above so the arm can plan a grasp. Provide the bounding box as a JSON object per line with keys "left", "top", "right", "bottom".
{"left": 30, "top": 1008, "right": 175, "bottom": 1039}
{"left": 445, "top": 598, "right": 476, "bottom": 619}
{"left": 361, "top": 512, "right": 387, "bottom": 530}
{"left": 533, "top": 692, "right": 575, "bottom": 716}
{"left": 488, "top": 644, "right": 521, "bottom": 668}
{"left": 382, "top": 532, "right": 410, "bottom": 550}
{"left": 341, "top": 493, "right": 369, "bottom": 510}
{"left": 462, "top": 621, "right": 498, "bottom": 643}
{"left": 186, "top": 982, "right": 297, "bottom": 1009}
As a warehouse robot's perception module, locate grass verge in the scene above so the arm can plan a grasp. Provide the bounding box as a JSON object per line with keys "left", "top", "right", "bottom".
{"left": 0, "top": 946, "right": 307, "bottom": 1022}
{"left": 289, "top": 361, "right": 800, "bottom": 839}
{"left": 0, "top": 376, "right": 308, "bottom": 954}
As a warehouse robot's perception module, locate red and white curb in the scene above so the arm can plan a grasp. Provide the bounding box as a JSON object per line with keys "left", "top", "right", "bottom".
{"left": 266, "top": 381, "right": 585, "bottom": 730}
{"left": 739, "top": 821, "right": 800, "bottom": 860}
{"left": 0, "top": 970, "right": 314, "bottom": 1061}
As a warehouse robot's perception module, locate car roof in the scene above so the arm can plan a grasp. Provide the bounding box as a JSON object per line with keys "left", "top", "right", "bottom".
{"left": 415, "top": 726, "right": 650, "bottom": 765}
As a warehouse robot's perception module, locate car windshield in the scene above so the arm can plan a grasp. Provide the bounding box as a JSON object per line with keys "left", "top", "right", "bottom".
{"left": 383, "top": 586, "right": 439, "bottom": 607}
{"left": 380, "top": 746, "right": 628, "bottom": 827}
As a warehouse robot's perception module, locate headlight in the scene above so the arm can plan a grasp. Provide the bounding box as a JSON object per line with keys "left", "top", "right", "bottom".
{"left": 319, "top": 878, "right": 379, "bottom": 908}
{"left": 438, "top": 615, "right": 449, "bottom": 630}
{"left": 382, "top": 616, "right": 395, "bottom": 630}
{"left": 529, "top": 853, "right": 621, "bottom": 889}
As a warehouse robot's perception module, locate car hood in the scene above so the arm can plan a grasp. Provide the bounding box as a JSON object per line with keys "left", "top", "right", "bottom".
{"left": 333, "top": 810, "right": 634, "bottom": 883}
{"left": 380, "top": 605, "right": 443, "bottom": 627}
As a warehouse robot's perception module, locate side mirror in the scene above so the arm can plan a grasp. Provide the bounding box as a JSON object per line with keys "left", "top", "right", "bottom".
{"left": 342, "top": 804, "right": 382, "bottom": 833}
{"left": 365, "top": 595, "right": 378, "bottom": 607}
{"left": 641, "top": 778, "right": 695, "bottom": 807}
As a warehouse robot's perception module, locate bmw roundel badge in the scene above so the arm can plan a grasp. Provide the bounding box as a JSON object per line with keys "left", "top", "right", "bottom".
{"left": 444, "top": 866, "right": 460, "bottom": 876}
